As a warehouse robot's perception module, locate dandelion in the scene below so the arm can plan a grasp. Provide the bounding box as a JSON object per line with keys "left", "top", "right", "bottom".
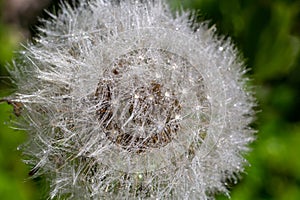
{"left": 4, "top": 0, "right": 255, "bottom": 199}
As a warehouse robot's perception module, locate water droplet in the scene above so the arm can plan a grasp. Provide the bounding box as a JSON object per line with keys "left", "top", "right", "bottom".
{"left": 195, "top": 105, "right": 202, "bottom": 110}
{"left": 111, "top": 99, "right": 118, "bottom": 105}
{"left": 148, "top": 95, "right": 154, "bottom": 101}
{"left": 157, "top": 123, "right": 164, "bottom": 132}
{"left": 181, "top": 88, "right": 187, "bottom": 94}
{"left": 219, "top": 46, "right": 224, "bottom": 51}
{"left": 164, "top": 92, "right": 170, "bottom": 97}
{"left": 138, "top": 126, "right": 144, "bottom": 132}
{"left": 175, "top": 114, "right": 181, "bottom": 120}
{"left": 155, "top": 73, "right": 161, "bottom": 79}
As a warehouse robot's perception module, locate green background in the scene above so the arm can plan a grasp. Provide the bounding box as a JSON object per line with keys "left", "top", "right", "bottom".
{"left": 1, "top": 0, "right": 300, "bottom": 199}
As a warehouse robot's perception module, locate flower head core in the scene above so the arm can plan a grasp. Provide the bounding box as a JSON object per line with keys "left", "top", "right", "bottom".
{"left": 6, "top": 0, "right": 255, "bottom": 199}
{"left": 95, "top": 48, "right": 209, "bottom": 154}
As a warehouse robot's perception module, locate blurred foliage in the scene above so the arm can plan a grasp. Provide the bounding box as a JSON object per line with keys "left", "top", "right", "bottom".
{"left": 0, "top": 1, "right": 38, "bottom": 200}
{"left": 1, "top": 0, "right": 300, "bottom": 199}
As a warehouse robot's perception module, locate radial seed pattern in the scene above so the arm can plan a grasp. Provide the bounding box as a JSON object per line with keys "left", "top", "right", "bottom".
{"left": 6, "top": 0, "right": 255, "bottom": 199}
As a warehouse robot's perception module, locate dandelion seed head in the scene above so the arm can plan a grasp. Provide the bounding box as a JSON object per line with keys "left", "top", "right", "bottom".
{"left": 6, "top": 0, "right": 256, "bottom": 199}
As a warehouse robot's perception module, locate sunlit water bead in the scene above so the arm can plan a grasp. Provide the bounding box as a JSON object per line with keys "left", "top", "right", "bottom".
{"left": 91, "top": 48, "right": 211, "bottom": 173}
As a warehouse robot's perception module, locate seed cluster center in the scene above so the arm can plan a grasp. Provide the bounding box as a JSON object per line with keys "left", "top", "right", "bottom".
{"left": 94, "top": 49, "right": 209, "bottom": 154}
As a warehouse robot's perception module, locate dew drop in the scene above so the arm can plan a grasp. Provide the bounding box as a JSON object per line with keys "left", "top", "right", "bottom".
{"left": 181, "top": 88, "right": 187, "bottom": 94}
{"left": 172, "top": 64, "right": 178, "bottom": 70}
{"left": 195, "top": 105, "right": 202, "bottom": 110}
{"left": 155, "top": 73, "right": 161, "bottom": 79}
{"left": 148, "top": 95, "right": 154, "bottom": 101}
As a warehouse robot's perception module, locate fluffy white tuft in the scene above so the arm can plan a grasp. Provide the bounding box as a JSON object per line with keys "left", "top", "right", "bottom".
{"left": 7, "top": 0, "right": 255, "bottom": 199}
